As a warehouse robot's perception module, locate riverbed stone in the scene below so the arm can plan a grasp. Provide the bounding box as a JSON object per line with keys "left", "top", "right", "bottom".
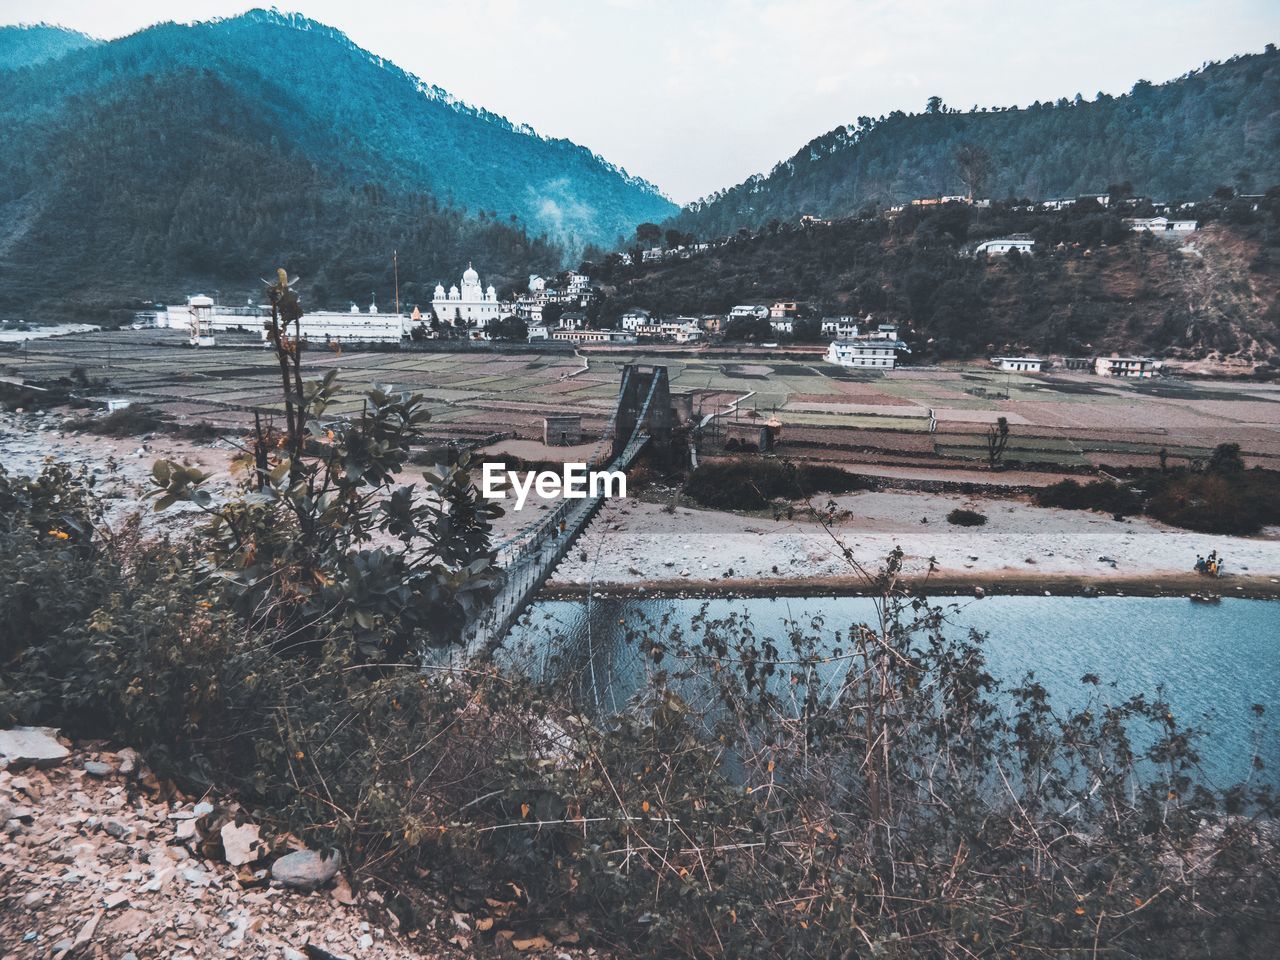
{"left": 271, "top": 848, "right": 341, "bottom": 890}
{"left": 0, "top": 727, "right": 70, "bottom": 769}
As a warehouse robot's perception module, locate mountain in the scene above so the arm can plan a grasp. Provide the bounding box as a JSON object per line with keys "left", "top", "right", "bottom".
{"left": 666, "top": 47, "right": 1280, "bottom": 239}
{"left": 591, "top": 197, "right": 1280, "bottom": 366}
{"left": 0, "top": 24, "right": 99, "bottom": 70}
{"left": 0, "top": 10, "right": 674, "bottom": 321}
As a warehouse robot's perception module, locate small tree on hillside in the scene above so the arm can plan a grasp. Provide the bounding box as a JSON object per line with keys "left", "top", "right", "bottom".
{"left": 986, "top": 415, "right": 1010, "bottom": 468}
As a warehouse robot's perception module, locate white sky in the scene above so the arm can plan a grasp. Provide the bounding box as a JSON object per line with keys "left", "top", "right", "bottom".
{"left": 3, "top": 1, "right": 1278, "bottom": 203}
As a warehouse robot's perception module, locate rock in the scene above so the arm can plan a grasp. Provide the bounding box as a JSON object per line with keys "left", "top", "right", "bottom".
{"left": 271, "top": 848, "right": 341, "bottom": 891}
{"left": 0, "top": 726, "right": 70, "bottom": 769}
{"left": 973, "top": 586, "right": 985, "bottom": 599}
{"left": 103, "top": 890, "right": 130, "bottom": 910}
{"left": 115, "top": 748, "right": 139, "bottom": 775}
{"left": 192, "top": 800, "right": 214, "bottom": 817}
{"left": 103, "top": 818, "right": 132, "bottom": 840}
{"left": 220, "top": 821, "right": 263, "bottom": 867}
{"left": 83, "top": 760, "right": 113, "bottom": 778}
{"left": 283, "top": 949, "right": 307, "bottom": 960}
{"left": 357, "top": 933, "right": 374, "bottom": 949}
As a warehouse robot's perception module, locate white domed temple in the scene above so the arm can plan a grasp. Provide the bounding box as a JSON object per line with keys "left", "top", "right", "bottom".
{"left": 431, "top": 263, "right": 505, "bottom": 329}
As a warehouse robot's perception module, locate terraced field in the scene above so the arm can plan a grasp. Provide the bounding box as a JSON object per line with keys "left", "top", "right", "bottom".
{"left": 4, "top": 330, "right": 1279, "bottom": 473}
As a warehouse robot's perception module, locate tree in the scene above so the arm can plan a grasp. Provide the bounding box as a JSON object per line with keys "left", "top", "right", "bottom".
{"left": 489, "top": 315, "right": 528, "bottom": 341}
{"left": 635, "top": 223, "right": 662, "bottom": 247}
{"left": 986, "top": 416, "right": 1010, "bottom": 468}
{"left": 955, "top": 143, "right": 992, "bottom": 200}
{"left": 925, "top": 95, "right": 945, "bottom": 115}
{"left": 1207, "top": 442, "right": 1244, "bottom": 474}
{"left": 723, "top": 316, "right": 773, "bottom": 341}
{"left": 150, "top": 269, "right": 501, "bottom": 659}
{"left": 541, "top": 302, "right": 564, "bottom": 329}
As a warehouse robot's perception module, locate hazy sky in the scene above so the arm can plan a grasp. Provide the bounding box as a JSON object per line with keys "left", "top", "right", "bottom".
{"left": 3, "top": 1, "right": 1278, "bottom": 202}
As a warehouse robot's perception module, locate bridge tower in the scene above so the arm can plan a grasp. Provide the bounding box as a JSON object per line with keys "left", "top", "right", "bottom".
{"left": 612, "top": 364, "right": 672, "bottom": 458}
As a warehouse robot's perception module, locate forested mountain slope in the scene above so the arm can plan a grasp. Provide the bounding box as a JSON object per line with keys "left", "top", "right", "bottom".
{"left": 667, "top": 47, "right": 1280, "bottom": 238}
{"left": 600, "top": 198, "right": 1280, "bottom": 366}
{"left": 0, "top": 24, "right": 98, "bottom": 70}
{"left": 0, "top": 11, "right": 673, "bottom": 321}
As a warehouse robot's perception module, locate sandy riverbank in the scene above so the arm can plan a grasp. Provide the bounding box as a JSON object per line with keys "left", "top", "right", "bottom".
{"left": 544, "top": 491, "right": 1280, "bottom": 597}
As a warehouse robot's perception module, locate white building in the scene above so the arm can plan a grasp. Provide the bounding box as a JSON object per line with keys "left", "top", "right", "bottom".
{"left": 991, "top": 356, "right": 1044, "bottom": 372}
{"left": 820, "top": 317, "right": 861, "bottom": 339}
{"left": 557, "top": 311, "right": 587, "bottom": 331}
{"left": 1095, "top": 356, "right": 1158, "bottom": 378}
{"left": 730, "top": 305, "right": 770, "bottom": 321}
{"left": 432, "top": 264, "right": 505, "bottom": 329}
{"left": 768, "top": 318, "right": 794, "bottom": 335}
{"left": 551, "top": 329, "right": 636, "bottom": 345}
{"left": 974, "top": 236, "right": 1036, "bottom": 257}
{"left": 565, "top": 273, "right": 591, "bottom": 295}
{"left": 825, "top": 339, "right": 898, "bottom": 369}
{"left": 1124, "top": 217, "right": 1198, "bottom": 234}
{"left": 620, "top": 308, "right": 652, "bottom": 331}
{"left": 526, "top": 324, "right": 550, "bottom": 341}
{"left": 164, "top": 295, "right": 405, "bottom": 343}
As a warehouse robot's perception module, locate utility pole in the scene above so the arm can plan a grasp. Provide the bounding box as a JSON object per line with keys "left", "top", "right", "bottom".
{"left": 393, "top": 250, "right": 400, "bottom": 316}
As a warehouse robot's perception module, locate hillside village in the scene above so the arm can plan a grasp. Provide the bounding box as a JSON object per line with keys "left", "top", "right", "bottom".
{"left": 134, "top": 187, "right": 1280, "bottom": 375}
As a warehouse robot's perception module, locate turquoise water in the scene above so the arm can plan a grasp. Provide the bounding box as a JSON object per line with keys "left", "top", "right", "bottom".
{"left": 505, "top": 596, "right": 1279, "bottom": 787}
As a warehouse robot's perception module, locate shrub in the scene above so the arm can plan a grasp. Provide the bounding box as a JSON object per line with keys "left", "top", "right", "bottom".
{"left": 1035, "top": 478, "right": 1141, "bottom": 514}
{"left": 947, "top": 507, "right": 988, "bottom": 526}
{"left": 684, "top": 458, "right": 868, "bottom": 510}
{"left": 62, "top": 405, "right": 171, "bottom": 437}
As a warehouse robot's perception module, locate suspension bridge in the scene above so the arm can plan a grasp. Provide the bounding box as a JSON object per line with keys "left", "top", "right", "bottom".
{"left": 462, "top": 364, "right": 672, "bottom": 654}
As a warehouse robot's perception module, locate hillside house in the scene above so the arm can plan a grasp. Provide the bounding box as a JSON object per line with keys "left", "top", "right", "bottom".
{"left": 730, "top": 305, "right": 770, "bottom": 321}
{"left": 990, "top": 356, "right": 1044, "bottom": 372}
{"left": 1124, "top": 217, "right": 1198, "bottom": 234}
{"left": 770, "top": 300, "right": 799, "bottom": 318}
{"left": 974, "top": 236, "right": 1035, "bottom": 256}
{"left": 557, "top": 311, "right": 587, "bottom": 331}
{"left": 1095, "top": 356, "right": 1158, "bottom": 378}
{"left": 620, "top": 308, "right": 652, "bottom": 331}
{"left": 820, "top": 317, "right": 860, "bottom": 339}
{"left": 825, "top": 339, "right": 898, "bottom": 369}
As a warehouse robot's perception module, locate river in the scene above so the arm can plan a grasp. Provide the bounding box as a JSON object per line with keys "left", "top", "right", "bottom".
{"left": 505, "top": 595, "right": 1279, "bottom": 787}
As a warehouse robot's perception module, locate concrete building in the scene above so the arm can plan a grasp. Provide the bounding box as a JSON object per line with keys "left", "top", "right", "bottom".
{"left": 729, "top": 305, "right": 770, "bottom": 321}
{"left": 991, "top": 356, "right": 1044, "bottom": 372}
{"left": 825, "top": 339, "right": 898, "bottom": 369}
{"left": 770, "top": 300, "right": 799, "bottom": 319}
{"left": 551, "top": 329, "right": 636, "bottom": 345}
{"left": 820, "top": 317, "right": 861, "bottom": 339}
{"left": 544, "top": 415, "right": 583, "bottom": 446}
{"left": 1096, "top": 356, "right": 1158, "bottom": 378}
{"left": 620, "top": 308, "right": 652, "bottom": 331}
{"left": 974, "top": 236, "right": 1036, "bottom": 256}
{"left": 1124, "top": 217, "right": 1198, "bottom": 235}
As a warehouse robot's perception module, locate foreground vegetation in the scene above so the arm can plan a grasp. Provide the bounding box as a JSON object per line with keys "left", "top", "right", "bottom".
{"left": 2, "top": 279, "right": 1276, "bottom": 958}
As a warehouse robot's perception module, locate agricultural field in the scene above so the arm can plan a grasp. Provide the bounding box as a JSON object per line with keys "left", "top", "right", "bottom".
{"left": 3, "top": 330, "right": 1279, "bottom": 473}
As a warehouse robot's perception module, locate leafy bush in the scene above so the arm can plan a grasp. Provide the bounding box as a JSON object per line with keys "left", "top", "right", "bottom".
{"left": 684, "top": 458, "right": 868, "bottom": 510}
{"left": 946, "top": 507, "right": 988, "bottom": 526}
{"left": 1035, "top": 478, "right": 1142, "bottom": 514}
{"left": 1145, "top": 472, "right": 1270, "bottom": 535}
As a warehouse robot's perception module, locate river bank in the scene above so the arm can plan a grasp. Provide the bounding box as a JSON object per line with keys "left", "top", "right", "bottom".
{"left": 545, "top": 492, "right": 1280, "bottom": 599}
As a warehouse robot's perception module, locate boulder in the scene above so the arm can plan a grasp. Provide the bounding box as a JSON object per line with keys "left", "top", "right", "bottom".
{"left": 84, "top": 760, "right": 113, "bottom": 778}
{"left": 0, "top": 727, "right": 70, "bottom": 769}
{"left": 271, "top": 848, "right": 341, "bottom": 890}
{"left": 220, "top": 821, "right": 263, "bottom": 867}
